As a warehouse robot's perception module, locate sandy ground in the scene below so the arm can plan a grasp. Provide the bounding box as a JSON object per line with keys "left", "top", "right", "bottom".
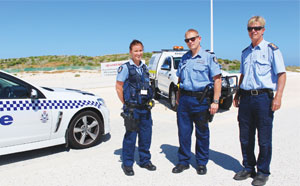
{"left": 0, "top": 71, "right": 299, "bottom": 186}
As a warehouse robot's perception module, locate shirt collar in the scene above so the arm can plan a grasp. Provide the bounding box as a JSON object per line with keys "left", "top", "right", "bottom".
{"left": 250, "top": 39, "right": 267, "bottom": 50}
{"left": 129, "top": 59, "right": 144, "bottom": 67}
{"left": 187, "top": 47, "right": 204, "bottom": 58}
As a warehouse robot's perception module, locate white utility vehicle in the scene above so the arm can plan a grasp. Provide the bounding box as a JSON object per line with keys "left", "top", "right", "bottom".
{"left": 0, "top": 70, "right": 110, "bottom": 156}
{"left": 148, "top": 47, "right": 237, "bottom": 111}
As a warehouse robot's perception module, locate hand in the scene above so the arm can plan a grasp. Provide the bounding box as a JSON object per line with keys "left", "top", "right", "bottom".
{"left": 209, "top": 103, "right": 219, "bottom": 115}
{"left": 272, "top": 96, "right": 282, "bottom": 111}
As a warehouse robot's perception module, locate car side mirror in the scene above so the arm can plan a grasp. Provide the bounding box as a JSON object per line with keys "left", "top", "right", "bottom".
{"left": 161, "top": 65, "right": 171, "bottom": 71}
{"left": 30, "top": 89, "right": 38, "bottom": 99}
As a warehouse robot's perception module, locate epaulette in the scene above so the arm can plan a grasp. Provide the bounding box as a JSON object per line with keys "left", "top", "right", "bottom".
{"left": 268, "top": 43, "right": 279, "bottom": 50}
{"left": 242, "top": 46, "right": 249, "bottom": 53}
{"left": 205, "top": 49, "right": 215, "bottom": 54}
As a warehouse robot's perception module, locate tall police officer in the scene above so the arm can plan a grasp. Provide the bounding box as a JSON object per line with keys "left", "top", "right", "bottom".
{"left": 116, "top": 40, "right": 156, "bottom": 176}
{"left": 233, "top": 16, "right": 286, "bottom": 186}
{"left": 172, "top": 29, "right": 221, "bottom": 175}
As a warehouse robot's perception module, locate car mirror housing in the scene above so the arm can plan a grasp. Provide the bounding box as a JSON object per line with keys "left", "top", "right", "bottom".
{"left": 30, "top": 89, "right": 38, "bottom": 99}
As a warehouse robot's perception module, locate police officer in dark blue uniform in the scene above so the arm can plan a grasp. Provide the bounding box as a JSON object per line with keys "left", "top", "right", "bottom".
{"left": 233, "top": 16, "right": 286, "bottom": 186}
{"left": 116, "top": 40, "right": 156, "bottom": 176}
{"left": 172, "top": 29, "right": 222, "bottom": 175}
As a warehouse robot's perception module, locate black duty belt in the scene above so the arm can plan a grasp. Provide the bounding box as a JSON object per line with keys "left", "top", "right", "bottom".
{"left": 125, "top": 102, "right": 147, "bottom": 109}
{"left": 180, "top": 89, "right": 204, "bottom": 97}
{"left": 240, "top": 89, "right": 272, "bottom": 96}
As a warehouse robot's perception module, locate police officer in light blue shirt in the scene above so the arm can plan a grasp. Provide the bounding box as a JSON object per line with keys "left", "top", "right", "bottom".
{"left": 172, "top": 29, "right": 222, "bottom": 175}
{"left": 233, "top": 16, "right": 286, "bottom": 186}
{"left": 116, "top": 40, "right": 156, "bottom": 176}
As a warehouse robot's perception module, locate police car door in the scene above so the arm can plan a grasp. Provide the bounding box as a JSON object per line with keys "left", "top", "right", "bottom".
{"left": 0, "top": 73, "right": 52, "bottom": 148}
{"left": 158, "top": 57, "right": 172, "bottom": 94}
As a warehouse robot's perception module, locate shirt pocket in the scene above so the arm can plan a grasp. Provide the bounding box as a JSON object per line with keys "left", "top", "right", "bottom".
{"left": 192, "top": 63, "right": 208, "bottom": 81}
{"left": 255, "top": 59, "right": 271, "bottom": 76}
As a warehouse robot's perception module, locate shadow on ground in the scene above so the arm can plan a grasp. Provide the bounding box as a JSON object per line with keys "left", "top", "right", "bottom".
{"left": 0, "top": 133, "right": 111, "bottom": 166}
{"left": 160, "top": 144, "right": 242, "bottom": 172}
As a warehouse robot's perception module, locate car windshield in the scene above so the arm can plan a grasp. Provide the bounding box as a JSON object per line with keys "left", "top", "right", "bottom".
{"left": 173, "top": 57, "right": 181, "bottom": 69}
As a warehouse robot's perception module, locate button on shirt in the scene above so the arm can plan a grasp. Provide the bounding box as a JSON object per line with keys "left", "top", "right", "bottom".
{"left": 176, "top": 48, "right": 221, "bottom": 91}
{"left": 240, "top": 39, "right": 286, "bottom": 91}
{"left": 117, "top": 59, "right": 145, "bottom": 82}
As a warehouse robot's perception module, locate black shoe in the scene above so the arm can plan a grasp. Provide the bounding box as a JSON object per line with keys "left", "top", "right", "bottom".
{"left": 251, "top": 174, "right": 269, "bottom": 186}
{"left": 233, "top": 170, "right": 256, "bottom": 180}
{"left": 197, "top": 165, "right": 207, "bottom": 175}
{"left": 172, "top": 164, "right": 190, "bottom": 173}
{"left": 140, "top": 162, "right": 157, "bottom": 171}
{"left": 122, "top": 166, "right": 134, "bottom": 176}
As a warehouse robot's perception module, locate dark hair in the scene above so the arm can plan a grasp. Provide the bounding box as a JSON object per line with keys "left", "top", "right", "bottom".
{"left": 129, "top": 39, "right": 144, "bottom": 51}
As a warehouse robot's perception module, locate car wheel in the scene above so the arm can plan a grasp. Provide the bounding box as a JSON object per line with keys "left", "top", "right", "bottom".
{"left": 219, "top": 95, "right": 233, "bottom": 110}
{"left": 169, "top": 86, "right": 177, "bottom": 111}
{"left": 151, "top": 82, "right": 160, "bottom": 100}
{"left": 68, "top": 110, "right": 103, "bottom": 149}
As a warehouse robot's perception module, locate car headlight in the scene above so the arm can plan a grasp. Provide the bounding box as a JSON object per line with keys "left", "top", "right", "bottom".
{"left": 97, "top": 98, "right": 106, "bottom": 107}
{"left": 222, "top": 76, "right": 235, "bottom": 88}
{"left": 222, "top": 78, "right": 228, "bottom": 87}
{"left": 229, "top": 77, "right": 234, "bottom": 86}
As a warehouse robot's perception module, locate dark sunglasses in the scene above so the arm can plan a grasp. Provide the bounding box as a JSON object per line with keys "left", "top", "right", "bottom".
{"left": 247, "top": 26, "right": 264, "bottom": 32}
{"left": 184, "top": 36, "right": 199, "bottom": 43}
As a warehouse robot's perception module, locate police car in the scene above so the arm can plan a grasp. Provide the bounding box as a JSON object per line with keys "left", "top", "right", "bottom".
{"left": 0, "top": 70, "right": 110, "bottom": 156}
{"left": 149, "top": 47, "right": 237, "bottom": 110}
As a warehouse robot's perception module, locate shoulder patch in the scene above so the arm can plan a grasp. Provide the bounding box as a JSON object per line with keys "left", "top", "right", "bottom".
{"left": 268, "top": 43, "right": 279, "bottom": 50}
{"left": 213, "top": 56, "right": 218, "bottom": 63}
{"left": 117, "top": 66, "right": 123, "bottom": 73}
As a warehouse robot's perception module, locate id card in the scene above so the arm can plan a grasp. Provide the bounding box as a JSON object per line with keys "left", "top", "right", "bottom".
{"left": 141, "top": 90, "right": 148, "bottom": 95}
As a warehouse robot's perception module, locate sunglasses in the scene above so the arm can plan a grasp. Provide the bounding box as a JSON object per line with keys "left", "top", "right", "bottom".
{"left": 184, "top": 36, "right": 199, "bottom": 43}
{"left": 247, "top": 26, "right": 264, "bottom": 32}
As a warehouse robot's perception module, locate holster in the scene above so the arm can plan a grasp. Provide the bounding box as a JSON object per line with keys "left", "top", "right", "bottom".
{"left": 267, "top": 89, "right": 274, "bottom": 99}
{"left": 194, "top": 85, "right": 214, "bottom": 124}
{"left": 193, "top": 109, "right": 214, "bottom": 129}
{"left": 121, "top": 111, "right": 139, "bottom": 132}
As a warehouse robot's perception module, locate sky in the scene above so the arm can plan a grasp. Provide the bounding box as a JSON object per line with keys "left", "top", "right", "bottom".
{"left": 0, "top": 0, "right": 299, "bottom": 66}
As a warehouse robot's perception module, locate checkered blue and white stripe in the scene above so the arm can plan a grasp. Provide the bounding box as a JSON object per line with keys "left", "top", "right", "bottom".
{"left": 0, "top": 100, "right": 101, "bottom": 112}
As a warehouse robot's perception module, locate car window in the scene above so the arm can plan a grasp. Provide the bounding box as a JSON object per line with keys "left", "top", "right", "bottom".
{"left": 161, "top": 57, "right": 171, "bottom": 70}
{"left": 0, "top": 77, "right": 29, "bottom": 99}
{"left": 173, "top": 57, "right": 181, "bottom": 70}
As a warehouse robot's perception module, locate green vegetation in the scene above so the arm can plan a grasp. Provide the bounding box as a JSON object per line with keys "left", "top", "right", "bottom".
{"left": 218, "top": 58, "right": 240, "bottom": 71}
{"left": 1, "top": 53, "right": 297, "bottom": 72}
{"left": 0, "top": 53, "right": 152, "bottom": 71}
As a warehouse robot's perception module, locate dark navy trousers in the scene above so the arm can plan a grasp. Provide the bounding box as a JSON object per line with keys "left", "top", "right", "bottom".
{"left": 177, "top": 95, "right": 210, "bottom": 166}
{"left": 238, "top": 92, "right": 274, "bottom": 175}
{"left": 122, "top": 109, "right": 152, "bottom": 167}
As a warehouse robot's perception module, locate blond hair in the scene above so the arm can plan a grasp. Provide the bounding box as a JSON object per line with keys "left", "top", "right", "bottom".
{"left": 248, "top": 16, "right": 266, "bottom": 27}
{"left": 185, "top": 29, "right": 199, "bottom": 38}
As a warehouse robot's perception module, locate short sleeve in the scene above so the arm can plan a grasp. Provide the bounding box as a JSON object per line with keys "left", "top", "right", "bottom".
{"left": 271, "top": 49, "right": 286, "bottom": 74}
{"left": 116, "top": 64, "right": 129, "bottom": 82}
{"left": 209, "top": 54, "right": 221, "bottom": 78}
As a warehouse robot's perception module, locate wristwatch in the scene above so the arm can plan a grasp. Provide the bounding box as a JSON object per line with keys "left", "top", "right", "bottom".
{"left": 213, "top": 99, "right": 219, "bottom": 104}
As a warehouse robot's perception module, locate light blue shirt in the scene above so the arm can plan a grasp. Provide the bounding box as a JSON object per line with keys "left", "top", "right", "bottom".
{"left": 176, "top": 48, "right": 221, "bottom": 91}
{"left": 240, "top": 39, "right": 286, "bottom": 90}
{"left": 116, "top": 59, "right": 146, "bottom": 82}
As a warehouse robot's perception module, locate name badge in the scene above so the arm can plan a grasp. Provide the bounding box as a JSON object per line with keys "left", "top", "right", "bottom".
{"left": 141, "top": 90, "right": 148, "bottom": 95}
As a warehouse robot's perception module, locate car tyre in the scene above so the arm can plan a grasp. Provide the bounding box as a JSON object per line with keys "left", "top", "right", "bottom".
{"left": 151, "top": 82, "right": 160, "bottom": 100}
{"left": 219, "top": 95, "right": 233, "bottom": 110}
{"left": 169, "top": 86, "right": 178, "bottom": 111}
{"left": 68, "top": 110, "right": 103, "bottom": 149}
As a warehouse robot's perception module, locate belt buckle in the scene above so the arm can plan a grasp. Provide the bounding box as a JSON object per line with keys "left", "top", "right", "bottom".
{"left": 251, "top": 90, "right": 258, "bottom": 96}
